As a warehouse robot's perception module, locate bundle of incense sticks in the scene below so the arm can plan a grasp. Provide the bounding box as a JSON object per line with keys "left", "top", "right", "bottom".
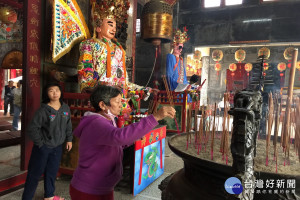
{"left": 273, "top": 94, "right": 281, "bottom": 161}
{"left": 194, "top": 101, "right": 199, "bottom": 147}
{"left": 211, "top": 103, "right": 217, "bottom": 160}
{"left": 282, "top": 48, "right": 298, "bottom": 152}
{"left": 162, "top": 75, "right": 180, "bottom": 134}
{"left": 198, "top": 106, "right": 204, "bottom": 154}
{"left": 186, "top": 105, "right": 192, "bottom": 149}
{"left": 266, "top": 92, "right": 274, "bottom": 166}
{"left": 220, "top": 92, "right": 229, "bottom": 158}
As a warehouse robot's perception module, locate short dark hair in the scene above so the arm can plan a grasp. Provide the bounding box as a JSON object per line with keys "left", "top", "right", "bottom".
{"left": 190, "top": 74, "right": 199, "bottom": 84}
{"left": 42, "top": 82, "right": 63, "bottom": 104}
{"left": 90, "top": 85, "right": 122, "bottom": 112}
{"left": 18, "top": 80, "right": 23, "bottom": 85}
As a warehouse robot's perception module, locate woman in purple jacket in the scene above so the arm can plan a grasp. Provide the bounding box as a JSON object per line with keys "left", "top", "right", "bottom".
{"left": 69, "top": 85, "right": 175, "bottom": 200}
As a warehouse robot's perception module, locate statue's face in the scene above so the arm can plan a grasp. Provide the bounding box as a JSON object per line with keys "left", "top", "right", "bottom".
{"left": 96, "top": 18, "right": 116, "bottom": 40}
{"left": 173, "top": 43, "right": 183, "bottom": 57}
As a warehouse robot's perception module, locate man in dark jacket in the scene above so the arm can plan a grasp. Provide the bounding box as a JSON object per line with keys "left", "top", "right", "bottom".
{"left": 4, "top": 80, "right": 15, "bottom": 116}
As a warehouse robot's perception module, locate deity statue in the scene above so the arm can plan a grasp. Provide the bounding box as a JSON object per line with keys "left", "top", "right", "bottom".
{"left": 166, "top": 27, "right": 189, "bottom": 91}
{"left": 77, "top": 0, "right": 141, "bottom": 93}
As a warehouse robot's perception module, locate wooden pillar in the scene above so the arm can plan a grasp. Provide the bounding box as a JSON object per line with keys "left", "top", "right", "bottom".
{"left": 21, "top": 0, "right": 43, "bottom": 170}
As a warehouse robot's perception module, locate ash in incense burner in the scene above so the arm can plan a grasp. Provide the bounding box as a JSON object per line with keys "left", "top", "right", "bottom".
{"left": 159, "top": 90, "right": 300, "bottom": 200}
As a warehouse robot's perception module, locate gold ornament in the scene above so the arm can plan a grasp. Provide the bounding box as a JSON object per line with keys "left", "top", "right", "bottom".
{"left": 173, "top": 26, "right": 189, "bottom": 44}
{"left": 92, "top": 0, "right": 130, "bottom": 25}
{"left": 0, "top": 6, "right": 17, "bottom": 24}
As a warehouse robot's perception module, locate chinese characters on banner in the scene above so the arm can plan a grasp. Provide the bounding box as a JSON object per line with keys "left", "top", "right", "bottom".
{"left": 26, "top": 0, "right": 41, "bottom": 89}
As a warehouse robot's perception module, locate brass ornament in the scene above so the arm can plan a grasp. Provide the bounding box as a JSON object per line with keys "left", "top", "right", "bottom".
{"left": 141, "top": 0, "right": 173, "bottom": 44}
{"left": 0, "top": 6, "right": 17, "bottom": 24}
{"left": 1, "top": 50, "right": 22, "bottom": 69}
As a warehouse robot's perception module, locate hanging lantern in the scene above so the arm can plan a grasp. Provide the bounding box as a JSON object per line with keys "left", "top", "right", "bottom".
{"left": 277, "top": 62, "right": 286, "bottom": 77}
{"left": 244, "top": 63, "right": 253, "bottom": 76}
{"left": 263, "top": 63, "right": 269, "bottom": 71}
{"left": 212, "top": 49, "right": 223, "bottom": 62}
{"left": 296, "top": 61, "right": 300, "bottom": 70}
{"left": 193, "top": 50, "right": 201, "bottom": 60}
{"left": 235, "top": 49, "right": 246, "bottom": 63}
{"left": 0, "top": 7, "right": 17, "bottom": 24}
{"left": 214, "top": 63, "right": 222, "bottom": 76}
{"left": 296, "top": 61, "right": 300, "bottom": 80}
{"left": 284, "top": 47, "right": 294, "bottom": 68}
{"left": 258, "top": 47, "right": 270, "bottom": 59}
{"left": 229, "top": 63, "right": 237, "bottom": 76}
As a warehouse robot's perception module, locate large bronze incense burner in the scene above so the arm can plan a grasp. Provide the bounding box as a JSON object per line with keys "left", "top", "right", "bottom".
{"left": 160, "top": 90, "right": 300, "bottom": 200}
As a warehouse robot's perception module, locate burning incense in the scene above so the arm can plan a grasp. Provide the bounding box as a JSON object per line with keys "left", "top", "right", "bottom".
{"left": 211, "top": 103, "right": 217, "bottom": 160}
{"left": 266, "top": 92, "right": 274, "bottom": 166}
{"left": 282, "top": 48, "right": 298, "bottom": 149}
{"left": 273, "top": 94, "right": 281, "bottom": 160}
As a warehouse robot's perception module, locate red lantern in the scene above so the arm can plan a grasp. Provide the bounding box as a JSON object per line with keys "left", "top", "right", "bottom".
{"left": 245, "top": 63, "right": 253, "bottom": 76}
{"left": 229, "top": 63, "right": 237, "bottom": 76}
{"left": 296, "top": 61, "right": 300, "bottom": 80}
{"left": 215, "top": 63, "right": 221, "bottom": 76}
{"left": 263, "top": 63, "right": 269, "bottom": 71}
{"left": 277, "top": 62, "right": 286, "bottom": 83}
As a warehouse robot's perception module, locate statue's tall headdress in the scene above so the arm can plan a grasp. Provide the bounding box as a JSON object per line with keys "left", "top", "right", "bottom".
{"left": 91, "top": 0, "right": 130, "bottom": 27}
{"left": 173, "top": 26, "right": 189, "bottom": 44}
